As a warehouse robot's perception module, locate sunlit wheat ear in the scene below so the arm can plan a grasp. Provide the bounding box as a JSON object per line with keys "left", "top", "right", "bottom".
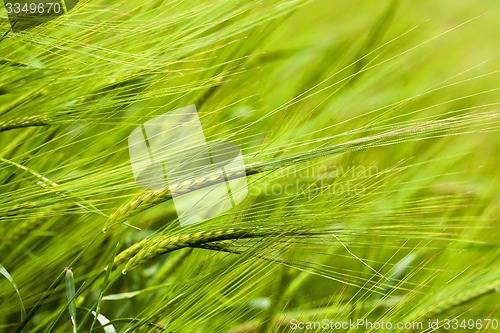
{"left": 104, "top": 111, "right": 498, "bottom": 232}
{"left": 112, "top": 227, "right": 317, "bottom": 273}
{"left": 0, "top": 114, "right": 51, "bottom": 132}
{"left": 113, "top": 228, "right": 266, "bottom": 273}
{"left": 111, "top": 226, "right": 389, "bottom": 284}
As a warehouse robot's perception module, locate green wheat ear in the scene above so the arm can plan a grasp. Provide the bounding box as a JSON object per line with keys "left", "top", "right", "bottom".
{"left": 105, "top": 111, "right": 497, "bottom": 231}
{"left": 0, "top": 157, "right": 106, "bottom": 217}
{"left": 1, "top": 0, "right": 499, "bottom": 332}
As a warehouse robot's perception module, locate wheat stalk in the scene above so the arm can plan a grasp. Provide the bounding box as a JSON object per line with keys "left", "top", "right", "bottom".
{"left": 105, "top": 111, "right": 498, "bottom": 231}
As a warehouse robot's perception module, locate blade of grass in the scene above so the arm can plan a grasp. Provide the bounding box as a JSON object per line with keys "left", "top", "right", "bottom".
{"left": 0, "top": 264, "right": 26, "bottom": 332}
{"left": 65, "top": 268, "right": 77, "bottom": 333}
